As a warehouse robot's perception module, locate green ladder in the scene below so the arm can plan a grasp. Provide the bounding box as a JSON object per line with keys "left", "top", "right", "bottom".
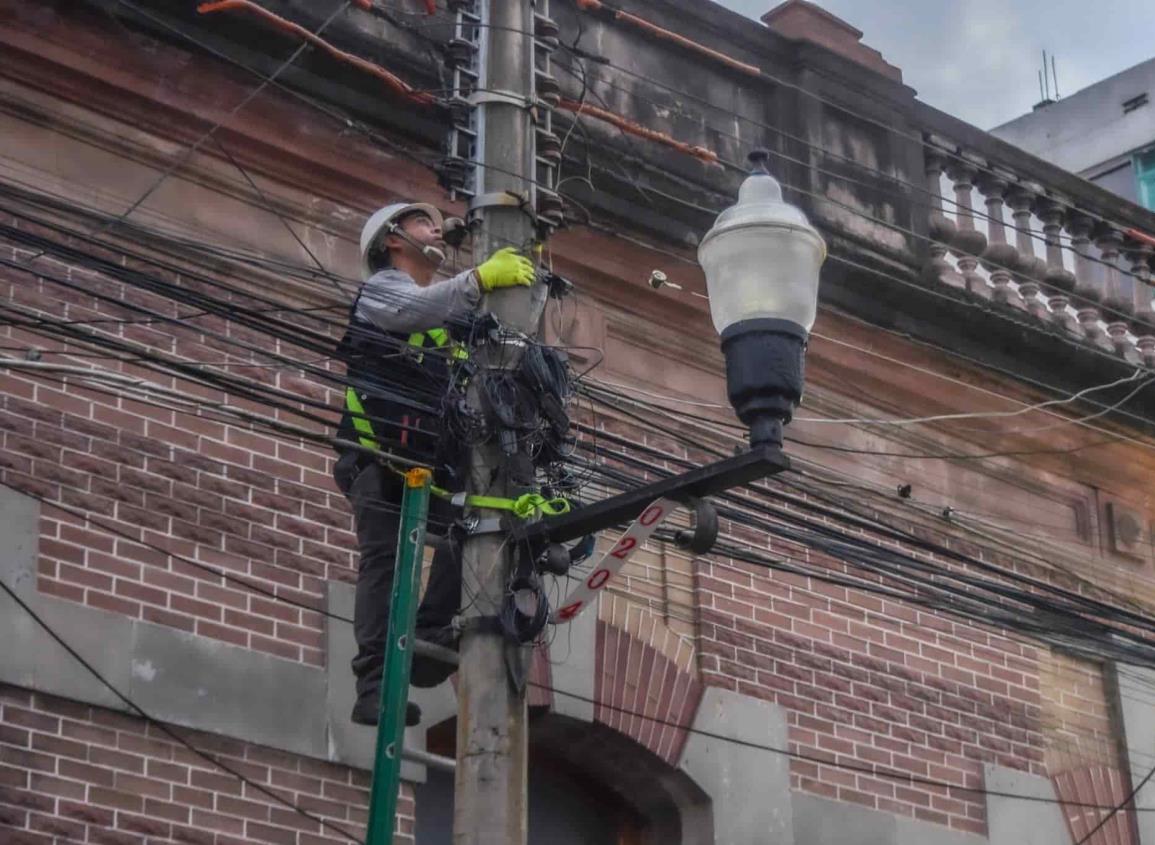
{"left": 365, "top": 467, "right": 432, "bottom": 845}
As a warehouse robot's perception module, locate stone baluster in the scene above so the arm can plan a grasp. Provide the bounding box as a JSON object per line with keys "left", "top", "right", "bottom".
{"left": 945, "top": 159, "right": 989, "bottom": 298}
{"left": 1095, "top": 226, "right": 1137, "bottom": 361}
{"left": 922, "top": 145, "right": 960, "bottom": 288}
{"left": 1065, "top": 212, "right": 1113, "bottom": 350}
{"left": 1034, "top": 199, "right": 1082, "bottom": 336}
{"left": 1006, "top": 183, "right": 1050, "bottom": 321}
{"left": 976, "top": 173, "right": 1024, "bottom": 310}
{"left": 1127, "top": 241, "right": 1155, "bottom": 366}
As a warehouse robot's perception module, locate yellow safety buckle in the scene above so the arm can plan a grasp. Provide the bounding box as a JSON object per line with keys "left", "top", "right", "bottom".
{"left": 405, "top": 467, "right": 433, "bottom": 489}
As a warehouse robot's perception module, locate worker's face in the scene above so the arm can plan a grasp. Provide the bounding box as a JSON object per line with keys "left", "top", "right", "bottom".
{"left": 386, "top": 212, "right": 444, "bottom": 257}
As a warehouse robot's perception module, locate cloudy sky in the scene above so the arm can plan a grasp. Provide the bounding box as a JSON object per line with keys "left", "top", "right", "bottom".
{"left": 714, "top": 0, "right": 1154, "bottom": 129}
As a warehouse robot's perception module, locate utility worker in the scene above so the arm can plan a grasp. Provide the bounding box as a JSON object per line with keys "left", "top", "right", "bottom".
{"left": 333, "top": 201, "right": 535, "bottom": 726}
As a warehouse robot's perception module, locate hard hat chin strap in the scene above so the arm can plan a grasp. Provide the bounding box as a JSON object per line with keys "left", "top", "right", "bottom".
{"left": 385, "top": 221, "right": 446, "bottom": 267}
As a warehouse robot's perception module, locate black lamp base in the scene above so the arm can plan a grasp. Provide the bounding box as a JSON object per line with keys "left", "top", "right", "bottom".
{"left": 720, "top": 318, "right": 807, "bottom": 448}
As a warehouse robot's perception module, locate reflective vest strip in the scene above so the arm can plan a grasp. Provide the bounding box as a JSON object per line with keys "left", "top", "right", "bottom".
{"left": 345, "top": 387, "right": 378, "bottom": 449}
{"left": 406, "top": 328, "right": 468, "bottom": 360}
{"left": 345, "top": 329, "right": 469, "bottom": 449}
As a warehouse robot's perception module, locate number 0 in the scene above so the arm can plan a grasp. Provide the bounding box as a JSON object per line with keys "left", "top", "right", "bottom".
{"left": 586, "top": 569, "right": 611, "bottom": 590}
{"left": 639, "top": 504, "right": 666, "bottom": 526}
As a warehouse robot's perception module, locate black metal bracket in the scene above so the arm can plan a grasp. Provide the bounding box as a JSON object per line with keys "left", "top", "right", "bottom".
{"left": 672, "top": 497, "right": 719, "bottom": 555}
{"left": 514, "top": 446, "right": 790, "bottom": 545}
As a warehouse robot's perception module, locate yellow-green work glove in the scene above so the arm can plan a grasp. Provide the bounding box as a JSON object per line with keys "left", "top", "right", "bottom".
{"left": 475, "top": 247, "right": 536, "bottom": 291}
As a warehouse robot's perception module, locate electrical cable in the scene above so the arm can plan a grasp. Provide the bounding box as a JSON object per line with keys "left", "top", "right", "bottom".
{"left": 582, "top": 374, "right": 1155, "bottom": 558}
{"left": 9, "top": 262, "right": 1145, "bottom": 646}
{"left": 1073, "top": 761, "right": 1155, "bottom": 844}
{"left": 5, "top": 517, "right": 1150, "bottom": 829}
{"left": 13, "top": 211, "right": 1131, "bottom": 554}
{"left": 563, "top": 0, "right": 1155, "bottom": 255}
{"left": 574, "top": 446, "right": 1144, "bottom": 659}
{"left": 582, "top": 378, "right": 1130, "bottom": 466}
{"left": 574, "top": 390, "right": 1155, "bottom": 638}
{"left": 531, "top": 681, "right": 1155, "bottom": 813}
{"left": 22, "top": 320, "right": 1067, "bottom": 646}
{"left": 590, "top": 370, "right": 1151, "bottom": 432}
{"left": 0, "top": 575, "right": 363, "bottom": 844}
{"left": 13, "top": 1, "right": 1155, "bottom": 798}
{"left": 570, "top": 396, "right": 1155, "bottom": 642}
{"left": 87, "top": 0, "right": 1155, "bottom": 354}
{"left": 25, "top": 3, "right": 1153, "bottom": 393}
{"left": 98, "top": 0, "right": 356, "bottom": 237}
{"left": 18, "top": 311, "right": 1155, "bottom": 803}
{"left": 211, "top": 136, "right": 345, "bottom": 297}
{"left": 549, "top": 44, "right": 1155, "bottom": 292}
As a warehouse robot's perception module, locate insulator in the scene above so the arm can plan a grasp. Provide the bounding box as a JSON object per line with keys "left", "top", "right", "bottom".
{"left": 536, "top": 129, "right": 563, "bottom": 163}
{"left": 536, "top": 189, "right": 566, "bottom": 228}
{"left": 533, "top": 13, "right": 560, "bottom": 51}
{"left": 444, "top": 37, "right": 477, "bottom": 67}
{"left": 447, "top": 96, "right": 473, "bottom": 126}
{"left": 534, "top": 70, "right": 561, "bottom": 109}
{"left": 437, "top": 157, "right": 471, "bottom": 191}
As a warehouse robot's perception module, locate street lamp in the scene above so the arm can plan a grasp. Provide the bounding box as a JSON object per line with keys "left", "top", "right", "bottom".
{"left": 515, "top": 154, "right": 810, "bottom": 550}
{"left": 699, "top": 150, "right": 827, "bottom": 448}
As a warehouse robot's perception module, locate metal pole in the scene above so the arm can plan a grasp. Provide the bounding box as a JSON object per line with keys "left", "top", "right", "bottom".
{"left": 454, "top": 0, "right": 541, "bottom": 842}
{"left": 365, "top": 468, "right": 432, "bottom": 845}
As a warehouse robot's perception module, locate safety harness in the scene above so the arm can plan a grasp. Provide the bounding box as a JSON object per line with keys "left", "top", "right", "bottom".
{"left": 344, "top": 327, "right": 467, "bottom": 450}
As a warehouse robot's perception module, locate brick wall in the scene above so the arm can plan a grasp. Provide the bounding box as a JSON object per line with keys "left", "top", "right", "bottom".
{"left": 591, "top": 410, "right": 1055, "bottom": 836}
{"left": 1, "top": 226, "right": 1129, "bottom": 842}
{"left": 1, "top": 236, "right": 355, "bottom": 667}
{"left": 0, "top": 684, "right": 415, "bottom": 845}
{"left": 695, "top": 549, "right": 1046, "bottom": 836}
{"left": 0, "top": 17, "right": 1143, "bottom": 839}
{"left": 1039, "top": 650, "right": 1120, "bottom": 774}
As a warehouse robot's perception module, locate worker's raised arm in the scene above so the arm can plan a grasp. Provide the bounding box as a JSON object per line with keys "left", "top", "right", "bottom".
{"left": 356, "top": 249, "right": 536, "bottom": 333}
{"left": 355, "top": 267, "right": 481, "bottom": 334}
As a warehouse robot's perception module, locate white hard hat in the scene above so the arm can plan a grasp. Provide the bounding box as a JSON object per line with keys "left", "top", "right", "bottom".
{"left": 359, "top": 202, "right": 444, "bottom": 279}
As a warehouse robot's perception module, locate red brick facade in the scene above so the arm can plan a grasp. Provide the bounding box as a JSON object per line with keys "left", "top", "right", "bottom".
{"left": 2, "top": 2, "right": 1151, "bottom": 843}
{"left": 0, "top": 685, "right": 415, "bottom": 845}
{"left": 698, "top": 553, "right": 1043, "bottom": 833}
{"left": 1, "top": 251, "right": 351, "bottom": 665}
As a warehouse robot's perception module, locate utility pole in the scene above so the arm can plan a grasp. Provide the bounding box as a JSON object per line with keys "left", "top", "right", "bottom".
{"left": 453, "top": 0, "right": 547, "bottom": 842}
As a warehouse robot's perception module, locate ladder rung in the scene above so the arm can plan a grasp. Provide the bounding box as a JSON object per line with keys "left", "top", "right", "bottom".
{"left": 402, "top": 746, "right": 455, "bottom": 773}
{"left": 414, "top": 638, "right": 460, "bottom": 667}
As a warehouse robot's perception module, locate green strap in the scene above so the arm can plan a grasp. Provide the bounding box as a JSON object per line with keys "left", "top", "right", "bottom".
{"left": 460, "top": 493, "right": 571, "bottom": 519}
{"left": 345, "top": 387, "right": 378, "bottom": 449}
{"left": 408, "top": 328, "right": 468, "bottom": 361}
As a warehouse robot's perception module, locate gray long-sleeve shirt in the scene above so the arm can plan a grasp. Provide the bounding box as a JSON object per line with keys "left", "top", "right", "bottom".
{"left": 354, "top": 267, "right": 481, "bottom": 334}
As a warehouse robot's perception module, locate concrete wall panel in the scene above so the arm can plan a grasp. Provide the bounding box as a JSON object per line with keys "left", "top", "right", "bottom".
{"left": 679, "top": 687, "right": 791, "bottom": 845}
{"left": 984, "top": 763, "right": 1071, "bottom": 845}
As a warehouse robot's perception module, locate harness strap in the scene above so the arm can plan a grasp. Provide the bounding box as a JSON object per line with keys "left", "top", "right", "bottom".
{"left": 408, "top": 327, "right": 468, "bottom": 360}
{"left": 445, "top": 492, "right": 571, "bottom": 519}
{"left": 345, "top": 387, "right": 379, "bottom": 449}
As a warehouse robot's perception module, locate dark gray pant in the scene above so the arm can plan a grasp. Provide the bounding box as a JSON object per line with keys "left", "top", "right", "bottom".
{"left": 344, "top": 461, "right": 461, "bottom": 701}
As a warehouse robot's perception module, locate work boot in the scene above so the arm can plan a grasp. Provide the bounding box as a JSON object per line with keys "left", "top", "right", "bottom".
{"left": 411, "top": 626, "right": 460, "bottom": 688}
{"left": 351, "top": 693, "right": 421, "bottom": 728}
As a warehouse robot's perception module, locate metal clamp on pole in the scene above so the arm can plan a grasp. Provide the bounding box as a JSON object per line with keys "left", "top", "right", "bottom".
{"left": 468, "top": 190, "right": 530, "bottom": 216}
{"left": 464, "top": 516, "right": 506, "bottom": 535}
{"left": 467, "top": 89, "right": 532, "bottom": 109}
